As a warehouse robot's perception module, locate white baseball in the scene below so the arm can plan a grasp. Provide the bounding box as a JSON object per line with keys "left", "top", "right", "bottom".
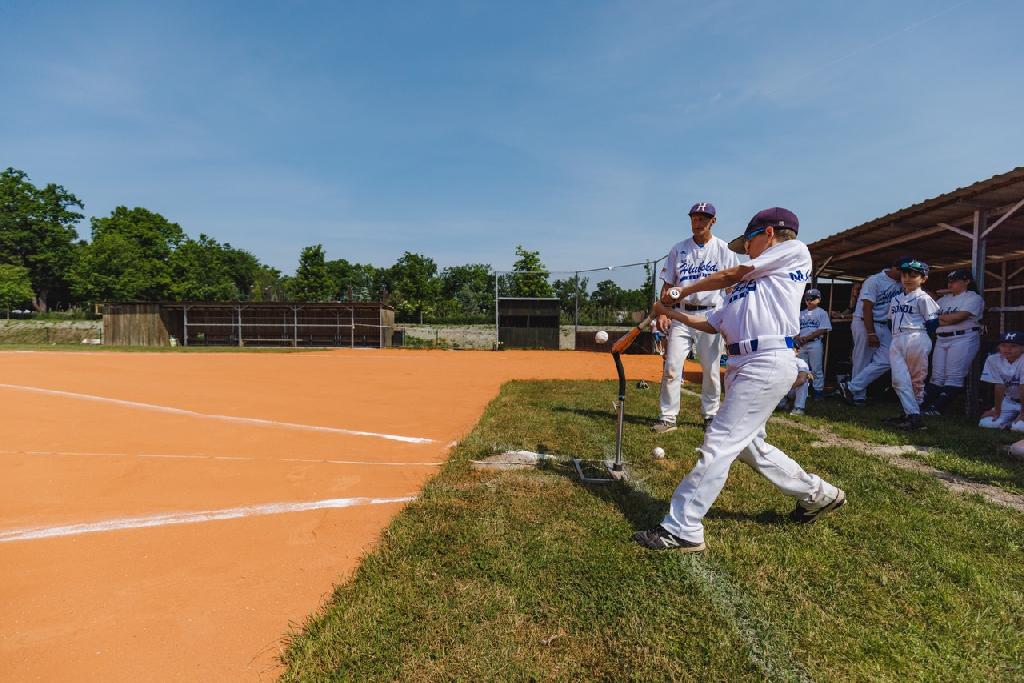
{"left": 595, "top": 330, "right": 609, "bottom": 344}
{"left": 668, "top": 288, "right": 681, "bottom": 300}
{"left": 652, "top": 446, "right": 666, "bottom": 459}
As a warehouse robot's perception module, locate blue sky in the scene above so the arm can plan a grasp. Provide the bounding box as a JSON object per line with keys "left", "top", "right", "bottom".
{"left": 2, "top": 0, "right": 1021, "bottom": 280}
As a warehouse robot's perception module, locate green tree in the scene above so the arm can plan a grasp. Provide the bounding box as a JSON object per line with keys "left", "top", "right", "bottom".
{"left": 326, "top": 259, "right": 387, "bottom": 301}
{"left": 0, "top": 264, "right": 35, "bottom": 318}
{"left": 252, "top": 265, "right": 285, "bottom": 302}
{"left": 591, "top": 279, "right": 626, "bottom": 308}
{"left": 0, "top": 167, "right": 84, "bottom": 311}
{"left": 506, "top": 245, "right": 553, "bottom": 298}
{"left": 388, "top": 252, "right": 440, "bottom": 322}
{"left": 288, "top": 244, "right": 334, "bottom": 301}
{"left": 439, "top": 263, "right": 494, "bottom": 318}
{"left": 552, "top": 274, "right": 588, "bottom": 316}
{"left": 168, "top": 234, "right": 239, "bottom": 301}
{"left": 68, "top": 207, "right": 185, "bottom": 302}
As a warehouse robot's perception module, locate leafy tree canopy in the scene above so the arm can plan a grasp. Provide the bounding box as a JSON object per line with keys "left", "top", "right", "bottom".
{"left": 506, "top": 245, "right": 553, "bottom": 298}
{"left": 288, "top": 244, "right": 334, "bottom": 302}
{"left": 0, "top": 264, "right": 35, "bottom": 316}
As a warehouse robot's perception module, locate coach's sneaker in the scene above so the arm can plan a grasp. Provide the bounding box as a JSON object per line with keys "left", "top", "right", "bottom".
{"left": 632, "top": 525, "right": 706, "bottom": 552}
{"left": 789, "top": 408, "right": 805, "bottom": 416}
{"left": 790, "top": 488, "right": 847, "bottom": 524}
{"left": 650, "top": 420, "right": 677, "bottom": 434}
{"left": 836, "top": 381, "right": 864, "bottom": 407}
{"left": 882, "top": 413, "right": 908, "bottom": 424}
{"left": 922, "top": 407, "right": 942, "bottom": 416}
{"left": 896, "top": 414, "right": 926, "bottom": 431}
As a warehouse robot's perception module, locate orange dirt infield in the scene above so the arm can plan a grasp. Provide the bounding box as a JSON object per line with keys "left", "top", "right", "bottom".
{"left": 0, "top": 348, "right": 702, "bottom": 682}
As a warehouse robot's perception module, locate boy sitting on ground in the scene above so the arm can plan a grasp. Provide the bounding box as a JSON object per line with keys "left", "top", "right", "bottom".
{"left": 979, "top": 331, "right": 1024, "bottom": 432}
{"left": 778, "top": 349, "right": 813, "bottom": 416}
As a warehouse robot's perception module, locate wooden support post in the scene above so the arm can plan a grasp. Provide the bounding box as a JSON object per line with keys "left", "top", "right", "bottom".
{"left": 966, "top": 210, "right": 988, "bottom": 417}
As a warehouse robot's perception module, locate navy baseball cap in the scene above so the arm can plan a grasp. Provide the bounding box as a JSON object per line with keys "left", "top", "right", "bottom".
{"left": 899, "top": 259, "right": 929, "bottom": 276}
{"left": 1000, "top": 331, "right": 1023, "bottom": 344}
{"left": 804, "top": 288, "right": 822, "bottom": 299}
{"left": 688, "top": 202, "right": 716, "bottom": 217}
{"left": 728, "top": 207, "right": 799, "bottom": 254}
{"left": 947, "top": 268, "right": 973, "bottom": 281}
{"left": 893, "top": 255, "right": 915, "bottom": 268}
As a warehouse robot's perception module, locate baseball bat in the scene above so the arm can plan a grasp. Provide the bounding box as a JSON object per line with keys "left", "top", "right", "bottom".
{"left": 610, "top": 288, "right": 681, "bottom": 354}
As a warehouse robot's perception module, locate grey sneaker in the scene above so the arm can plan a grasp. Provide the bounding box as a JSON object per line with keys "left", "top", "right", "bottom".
{"left": 791, "top": 489, "right": 847, "bottom": 524}
{"left": 651, "top": 420, "right": 677, "bottom": 434}
{"left": 789, "top": 408, "right": 806, "bottom": 416}
{"left": 632, "top": 525, "right": 706, "bottom": 552}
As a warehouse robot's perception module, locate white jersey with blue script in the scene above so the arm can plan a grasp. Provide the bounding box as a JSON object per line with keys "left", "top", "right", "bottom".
{"left": 660, "top": 235, "right": 740, "bottom": 308}
{"left": 981, "top": 353, "right": 1023, "bottom": 401}
{"left": 935, "top": 290, "right": 985, "bottom": 333}
{"left": 888, "top": 290, "right": 940, "bottom": 335}
{"left": 859, "top": 270, "right": 903, "bottom": 322}
{"left": 798, "top": 307, "right": 832, "bottom": 345}
{"left": 706, "top": 239, "right": 811, "bottom": 345}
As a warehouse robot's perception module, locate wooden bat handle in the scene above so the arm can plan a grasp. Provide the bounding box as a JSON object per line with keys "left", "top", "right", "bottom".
{"left": 611, "top": 309, "right": 658, "bottom": 354}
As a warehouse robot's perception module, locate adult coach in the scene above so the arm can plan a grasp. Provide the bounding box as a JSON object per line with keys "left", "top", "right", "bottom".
{"left": 634, "top": 207, "right": 846, "bottom": 552}
{"left": 922, "top": 269, "right": 985, "bottom": 415}
{"left": 838, "top": 258, "right": 905, "bottom": 407}
{"left": 651, "top": 202, "right": 739, "bottom": 433}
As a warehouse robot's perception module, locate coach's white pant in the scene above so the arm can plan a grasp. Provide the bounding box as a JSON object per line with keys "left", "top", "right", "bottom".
{"left": 930, "top": 332, "right": 980, "bottom": 388}
{"left": 797, "top": 341, "right": 825, "bottom": 392}
{"left": 890, "top": 332, "right": 932, "bottom": 416}
{"left": 660, "top": 320, "right": 723, "bottom": 421}
{"left": 847, "top": 322, "right": 892, "bottom": 400}
{"left": 979, "top": 397, "right": 1024, "bottom": 431}
{"left": 661, "top": 350, "right": 839, "bottom": 544}
{"left": 850, "top": 318, "right": 873, "bottom": 380}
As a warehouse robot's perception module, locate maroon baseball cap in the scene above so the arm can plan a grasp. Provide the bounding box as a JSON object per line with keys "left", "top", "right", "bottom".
{"left": 728, "top": 207, "right": 800, "bottom": 254}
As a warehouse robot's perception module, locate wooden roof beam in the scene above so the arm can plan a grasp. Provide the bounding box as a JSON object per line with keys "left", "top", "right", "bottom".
{"left": 982, "top": 196, "right": 1024, "bottom": 239}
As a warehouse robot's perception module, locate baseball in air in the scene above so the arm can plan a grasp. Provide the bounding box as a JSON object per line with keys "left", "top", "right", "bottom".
{"left": 652, "top": 446, "right": 666, "bottom": 459}
{"left": 595, "top": 330, "right": 609, "bottom": 344}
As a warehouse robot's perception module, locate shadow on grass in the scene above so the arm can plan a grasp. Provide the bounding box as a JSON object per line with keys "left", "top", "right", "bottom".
{"left": 552, "top": 405, "right": 708, "bottom": 430}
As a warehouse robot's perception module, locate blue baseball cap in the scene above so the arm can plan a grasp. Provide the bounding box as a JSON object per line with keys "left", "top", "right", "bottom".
{"left": 688, "top": 201, "right": 716, "bottom": 217}
{"left": 804, "top": 288, "right": 822, "bottom": 299}
{"left": 728, "top": 207, "right": 800, "bottom": 254}
{"left": 1000, "top": 331, "right": 1023, "bottom": 344}
{"left": 899, "top": 259, "right": 929, "bottom": 276}
{"left": 947, "top": 268, "right": 973, "bottom": 281}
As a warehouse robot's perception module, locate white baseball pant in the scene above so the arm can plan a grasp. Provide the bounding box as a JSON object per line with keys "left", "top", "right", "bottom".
{"left": 930, "top": 332, "right": 980, "bottom": 388}
{"left": 797, "top": 341, "right": 825, "bottom": 392}
{"left": 847, "top": 322, "right": 892, "bottom": 400}
{"left": 788, "top": 381, "right": 809, "bottom": 410}
{"left": 660, "top": 349, "right": 840, "bottom": 544}
{"left": 978, "top": 397, "right": 1024, "bottom": 431}
{"left": 889, "top": 332, "right": 932, "bottom": 416}
{"left": 850, "top": 318, "right": 873, "bottom": 380}
{"left": 659, "top": 320, "right": 724, "bottom": 422}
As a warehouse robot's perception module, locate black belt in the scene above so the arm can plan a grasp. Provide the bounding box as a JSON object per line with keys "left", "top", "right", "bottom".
{"left": 682, "top": 304, "right": 713, "bottom": 311}
{"left": 937, "top": 327, "right": 980, "bottom": 338}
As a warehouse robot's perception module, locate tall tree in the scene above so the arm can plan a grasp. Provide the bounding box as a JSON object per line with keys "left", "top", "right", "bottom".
{"left": 0, "top": 264, "right": 35, "bottom": 318}
{"left": 168, "top": 234, "right": 239, "bottom": 301}
{"left": 388, "top": 251, "right": 440, "bottom": 323}
{"left": 552, "top": 274, "right": 588, "bottom": 316}
{"left": 288, "top": 244, "right": 334, "bottom": 302}
{"left": 0, "top": 167, "right": 84, "bottom": 311}
{"left": 506, "top": 245, "right": 553, "bottom": 298}
{"left": 439, "top": 263, "right": 494, "bottom": 318}
{"left": 326, "top": 258, "right": 387, "bottom": 301}
{"left": 68, "top": 206, "right": 185, "bottom": 302}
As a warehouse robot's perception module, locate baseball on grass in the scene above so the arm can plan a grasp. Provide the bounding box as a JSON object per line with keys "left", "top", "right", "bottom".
{"left": 595, "top": 330, "right": 609, "bottom": 344}
{"left": 652, "top": 446, "right": 666, "bottom": 459}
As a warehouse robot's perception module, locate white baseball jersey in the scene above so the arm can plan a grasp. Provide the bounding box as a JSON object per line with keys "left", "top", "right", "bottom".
{"left": 660, "top": 236, "right": 740, "bottom": 308}
{"left": 859, "top": 270, "right": 902, "bottom": 322}
{"left": 981, "top": 353, "right": 1023, "bottom": 401}
{"left": 706, "top": 239, "right": 811, "bottom": 345}
{"left": 936, "top": 291, "right": 984, "bottom": 333}
{"left": 798, "top": 307, "right": 832, "bottom": 345}
{"left": 888, "top": 289, "right": 940, "bottom": 335}
{"left": 794, "top": 356, "right": 811, "bottom": 376}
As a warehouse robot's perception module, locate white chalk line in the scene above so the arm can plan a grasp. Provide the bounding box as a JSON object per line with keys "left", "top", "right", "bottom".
{"left": 0, "top": 495, "right": 418, "bottom": 543}
{"left": 0, "top": 382, "right": 435, "bottom": 444}
{"left": 0, "top": 448, "right": 444, "bottom": 467}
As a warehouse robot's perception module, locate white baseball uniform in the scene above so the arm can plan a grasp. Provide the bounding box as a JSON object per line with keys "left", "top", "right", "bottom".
{"left": 979, "top": 353, "right": 1024, "bottom": 431}
{"left": 931, "top": 290, "right": 985, "bottom": 388}
{"left": 658, "top": 235, "right": 740, "bottom": 421}
{"left": 888, "top": 289, "right": 940, "bottom": 416}
{"left": 797, "top": 306, "right": 831, "bottom": 392}
{"left": 788, "top": 356, "right": 812, "bottom": 410}
{"left": 847, "top": 270, "right": 903, "bottom": 400}
{"left": 850, "top": 295, "right": 872, "bottom": 379}
{"left": 659, "top": 239, "right": 840, "bottom": 544}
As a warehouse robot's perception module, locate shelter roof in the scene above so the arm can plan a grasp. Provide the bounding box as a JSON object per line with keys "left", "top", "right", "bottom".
{"left": 808, "top": 167, "right": 1024, "bottom": 280}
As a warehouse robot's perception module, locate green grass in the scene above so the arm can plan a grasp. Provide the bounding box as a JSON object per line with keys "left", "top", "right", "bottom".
{"left": 784, "top": 397, "right": 1024, "bottom": 494}
{"left": 280, "top": 380, "right": 1024, "bottom": 682}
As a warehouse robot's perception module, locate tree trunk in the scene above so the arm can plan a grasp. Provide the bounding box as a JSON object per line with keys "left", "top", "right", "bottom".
{"left": 33, "top": 289, "right": 49, "bottom": 313}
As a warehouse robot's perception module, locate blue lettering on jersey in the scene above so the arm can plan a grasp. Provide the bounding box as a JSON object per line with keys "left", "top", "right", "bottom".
{"left": 891, "top": 304, "right": 914, "bottom": 314}
{"left": 677, "top": 262, "right": 720, "bottom": 282}
{"left": 727, "top": 280, "right": 757, "bottom": 304}
{"left": 788, "top": 270, "right": 808, "bottom": 282}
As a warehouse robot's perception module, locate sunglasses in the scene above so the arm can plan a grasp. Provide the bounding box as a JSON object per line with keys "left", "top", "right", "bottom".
{"left": 743, "top": 226, "right": 768, "bottom": 242}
